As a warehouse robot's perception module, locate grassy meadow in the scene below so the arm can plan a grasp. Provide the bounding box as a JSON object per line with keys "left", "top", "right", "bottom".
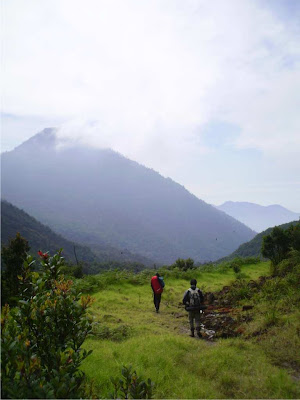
{"left": 79, "top": 261, "right": 300, "bottom": 399}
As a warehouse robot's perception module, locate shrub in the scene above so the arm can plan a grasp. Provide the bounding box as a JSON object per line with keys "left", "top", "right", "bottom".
{"left": 1, "top": 251, "right": 94, "bottom": 399}
{"left": 276, "top": 250, "right": 300, "bottom": 277}
{"left": 232, "top": 263, "right": 241, "bottom": 274}
{"left": 171, "top": 258, "right": 195, "bottom": 271}
{"left": 92, "top": 323, "right": 131, "bottom": 342}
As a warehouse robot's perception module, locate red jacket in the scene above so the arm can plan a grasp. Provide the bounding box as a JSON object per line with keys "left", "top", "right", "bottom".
{"left": 151, "top": 276, "right": 163, "bottom": 294}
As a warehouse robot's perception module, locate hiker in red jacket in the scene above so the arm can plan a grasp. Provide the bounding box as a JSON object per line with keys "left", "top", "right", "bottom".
{"left": 151, "top": 273, "right": 165, "bottom": 313}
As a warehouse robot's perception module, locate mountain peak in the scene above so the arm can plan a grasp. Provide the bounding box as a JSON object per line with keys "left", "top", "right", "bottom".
{"left": 15, "top": 127, "right": 58, "bottom": 152}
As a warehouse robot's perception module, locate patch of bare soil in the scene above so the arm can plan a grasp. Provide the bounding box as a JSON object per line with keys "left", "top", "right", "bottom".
{"left": 178, "top": 285, "right": 255, "bottom": 341}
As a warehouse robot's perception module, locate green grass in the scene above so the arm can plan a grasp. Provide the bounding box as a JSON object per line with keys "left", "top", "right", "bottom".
{"left": 80, "top": 261, "right": 300, "bottom": 398}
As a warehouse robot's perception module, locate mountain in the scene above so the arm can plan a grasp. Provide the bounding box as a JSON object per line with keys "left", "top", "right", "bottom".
{"left": 216, "top": 201, "right": 300, "bottom": 233}
{"left": 1, "top": 128, "right": 256, "bottom": 263}
{"left": 1, "top": 200, "right": 154, "bottom": 269}
{"left": 220, "top": 220, "right": 300, "bottom": 261}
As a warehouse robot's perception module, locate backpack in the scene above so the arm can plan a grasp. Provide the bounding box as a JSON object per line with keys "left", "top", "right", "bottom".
{"left": 188, "top": 288, "right": 201, "bottom": 308}
{"left": 158, "top": 277, "right": 165, "bottom": 288}
{"left": 151, "top": 276, "right": 164, "bottom": 294}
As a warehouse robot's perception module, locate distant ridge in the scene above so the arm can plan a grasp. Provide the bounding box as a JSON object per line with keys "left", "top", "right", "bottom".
{"left": 216, "top": 201, "right": 299, "bottom": 232}
{"left": 219, "top": 220, "right": 300, "bottom": 261}
{"left": 1, "top": 128, "right": 256, "bottom": 263}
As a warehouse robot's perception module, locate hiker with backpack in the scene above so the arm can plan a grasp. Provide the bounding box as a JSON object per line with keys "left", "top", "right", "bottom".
{"left": 151, "top": 273, "right": 165, "bottom": 313}
{"left": 183, "top": 279, "right": 204, "bottom": 337}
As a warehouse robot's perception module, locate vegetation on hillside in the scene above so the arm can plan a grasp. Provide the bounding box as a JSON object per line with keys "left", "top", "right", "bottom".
{"left": 221, "top": 220, "right": 299, "bottom": 261}
{"left": 262, "top": 222, "right": 300, "bottom": 268}
{"left": 1, "top": 201, "right": 153, "bottom": 273}
{"left": 1, "top": 222, "right": 300, "bottom": 398}
{"left": 1, "top": 200, "right": 98, "bottom": 266}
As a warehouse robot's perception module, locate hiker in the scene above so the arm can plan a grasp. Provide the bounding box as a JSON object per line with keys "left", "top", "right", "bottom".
{"left": 151, "top": 273, "right": 165, "bottom": 313}
{"left": 183, "top": 279, "right": 204, "bottom": 337}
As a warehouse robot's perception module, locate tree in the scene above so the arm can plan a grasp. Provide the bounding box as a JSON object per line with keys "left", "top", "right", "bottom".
{"left": 262, "top": 226, "right": 291, "bottom": 266}
{"left": 173, "top": 258, "right": 195, "bottom": 271}
{"left": 289, "top": 224, "right": 300, "bottom": 251}
{"left": 1, "top": 233, "right": 30, "bottom": 305}
{"left": 185, "top": 258, "right": 195, "bottom": 270}
{"left": 174, "top": 258, "right": 186, "bottom": 270}
{"left": 1, "top": 250, "right": 93, "bottom": 399}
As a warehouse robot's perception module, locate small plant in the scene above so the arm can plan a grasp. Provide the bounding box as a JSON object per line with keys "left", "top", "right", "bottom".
{"left": 110, "top": 365, "right": 154, "bottom": 399}
{"left": 263, "top": 308, "right": 281, "bottom": 328}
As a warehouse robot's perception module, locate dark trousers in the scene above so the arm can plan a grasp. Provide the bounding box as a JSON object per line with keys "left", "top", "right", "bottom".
{"left": 189, "top": 310, "right": 201, "bottom": 330}
{"left": 153, "top": 293, "right": 161, "bottom": 311}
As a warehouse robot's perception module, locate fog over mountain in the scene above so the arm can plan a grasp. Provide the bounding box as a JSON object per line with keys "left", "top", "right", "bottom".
{"left": 216, "top": 201, "right": 300, "bottom": 233}
{"left": 1, "top": 128, "right": 255, "bottom": 264}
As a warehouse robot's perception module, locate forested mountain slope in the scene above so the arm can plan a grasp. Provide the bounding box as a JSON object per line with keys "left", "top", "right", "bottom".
{"left": 220, "top": 220, "right": 300, "bottom": 261}
{"left": 1, "top": 200, "right": 97, "bottom": 264}
{"left": 1, "top": 200, "right": 154, "bottom": 268}
{"left": 1, "top": 128, "right": 255, "bottom": 263}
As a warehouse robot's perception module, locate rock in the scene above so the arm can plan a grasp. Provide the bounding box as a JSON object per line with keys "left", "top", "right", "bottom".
{"left": 201, "top": 328, "right": 216, "bottom": 340}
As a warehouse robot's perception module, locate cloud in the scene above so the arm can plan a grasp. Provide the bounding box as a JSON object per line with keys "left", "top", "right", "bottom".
{"left": 2, "top": 0, "right": 300, "bottom": 209}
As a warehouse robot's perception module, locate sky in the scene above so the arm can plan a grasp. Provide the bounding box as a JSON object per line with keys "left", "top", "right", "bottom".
{"left": 1, "top": 0, "right": 300, "bottom": 211}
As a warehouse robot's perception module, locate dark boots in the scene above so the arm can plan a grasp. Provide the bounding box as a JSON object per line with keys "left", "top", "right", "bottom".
{"left": 190, "top": 328, "right": 201, "bottom": 338}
